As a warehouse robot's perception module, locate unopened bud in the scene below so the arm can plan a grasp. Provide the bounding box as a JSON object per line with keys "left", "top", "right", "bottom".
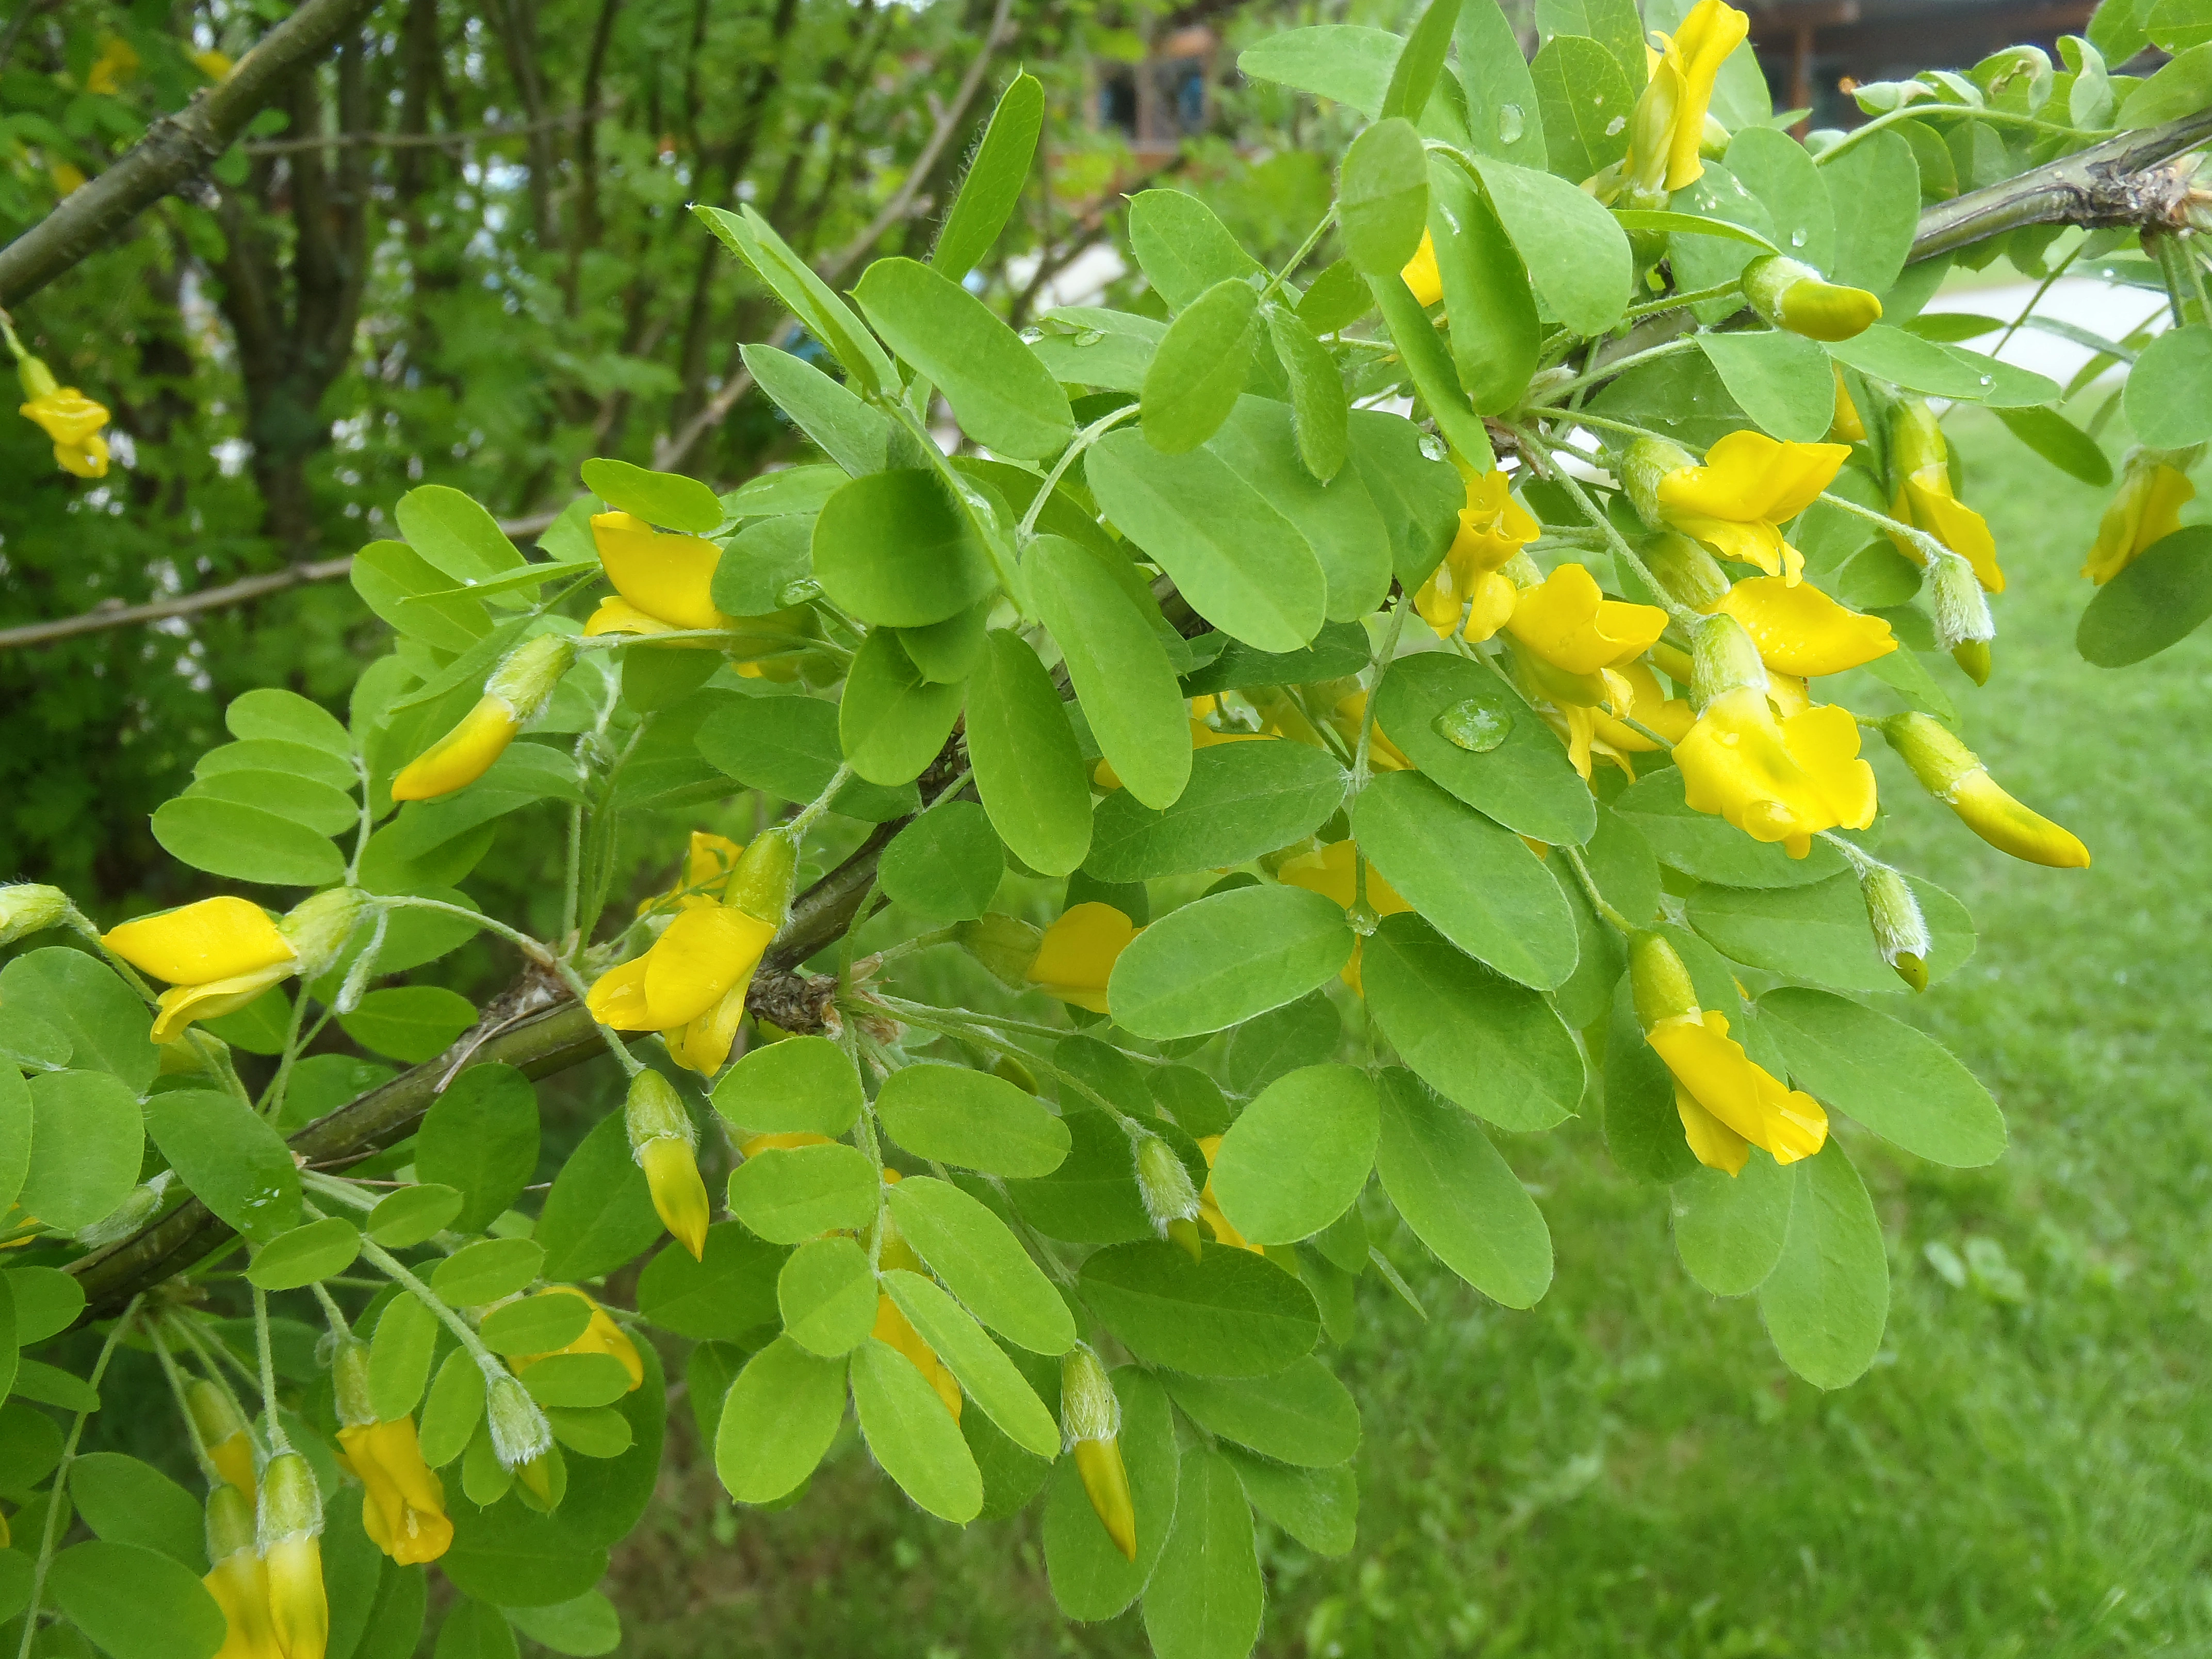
{"left": 255, "top": 1452, "right": 323, "bottom": 1547}
{"left": 990, "top": 1052, "right": 1038, "bottom": 1094}
{"left": 1621, "top": 437, "right": 1694, "bottom": 532}
{"left": 1059, "top": 1346, "right": 1121, "bottom": 1447}
{"left": 1889, "top": 398, "right": 1948, "bottom": 480}
{"left": 1743, "top": 255, "right": 1882, "bottom": 341}
{"left": 1881, "top": 713, "right": 2089, "bottom": 868}
{"left": 1061, "top": 1347, "right": 1135, "bottom": 1561}
{"left": 1929, "top": 553, "right": 1994, "bottom": 657}
{"left": 1690, "top": 612, "right": 1767, "bottom": 707}
{"left": 485, "top": 632, "right": 576, "bottom": 722}
{"left": 956, "top": 913, "right": 1044, "bottom": 991}
{"left": 624, "top": 1069, "right": 694, "bottom": 1150}
{"left": 332, "top": 1338, "right": 376, "bottom": 1428}
{"left": 727, "top": 828, "right": 797, "bottom": 925}
{"left": 1640, "top": 531, "right": 1729, "bottom": 611}
{"left": 1629, "top": 931, "right": 1700, "bottom": 1030}
{"left": 277, "top": 886, "right": 367, "bottom": 979}
{"left": 1133, "top": 1135, "right": 1200, "bottom": 1261}
{"left": 1860, "top": 865, "right": 1931, "bottom": 991}
{"left": 204, "top": 1486, "right": 256, "bottom": 1564}
{"left": 16, "top": 355, "right": 59, "bottom": 401}
{"left": 0, "top": 883, "right": 71, "bottom": 947}
{"left": 484, "top": 1368, "right": 554, "bottom": 1470}
{"left": 1828, "top": 365, "right": 1866, "bottom": 443}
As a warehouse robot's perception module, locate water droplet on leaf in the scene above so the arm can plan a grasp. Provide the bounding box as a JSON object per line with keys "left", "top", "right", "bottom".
{"left": 1433, "top": 698, "right": 1512, "bottom": 752}
{"left": 1498, "top": 104, "right": 1525, "bottom": 143}
{"left": 776, "top": 577, "right": 823, "bottom": 607}
{"left": 1605, "top": 115, "right": 1626, "bottom": 136}
{"left": 1419, "top": 434, "right": 1447, "bottom": 462}
{"left": 1074, "top": 330, "right": 1105, "bottom": 347}
{"left": 1790, "top": 229, "right": 1807, "bottom": 247}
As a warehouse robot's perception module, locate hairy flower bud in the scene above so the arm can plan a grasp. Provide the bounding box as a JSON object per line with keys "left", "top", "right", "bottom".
{"left": 1860, "top": 865, "right": 1931, "bottom": 992}
{"left": 392, "top": 633, "right": 577, "bottom": 803}
{"left": 1742, "top": 255, "right": 1883, "bottom": 341}
{"left": 1621, "top": 436, "right": 1696, "bottom": 532}
{"left": 1640, "top": 532, "right": 1730, "bottom": 611}
{"left": 1689, "top": 612, "right": 1767, "bottom": 708}
{"left": 956, "top": 913, "right": 1045, "bottom": 991}
{"left": 0, "top": 883, "right": 71, "bottom": 947}
{"left": 277, "top": 887, "right": 367, "bottom": 980}
{"left": 484, "top": 1367, "right": 554, "bottom": 1471}
{"left": 258, "top": 1454, "right": 328, "bottom": 1659}
{"left": 1629, "top": 932, "right": 1700, "bottom": 1030}
{"left": 188, "top": 1377, "right": 257, "bottom": 1495}
{"left": 1060, "top": 1346, "right": 1136, "bottom": 1562}
{"left": 333, "top": 1339, "right": 376, "bottom": 1430}
{"left": 727, "top": 828, "right": 798, "bottom": 925}
{"left": 1133, "top": 1135, "right": 1202, "bottom": 1262}
{"left": 1881, "top": 713, "right": 2089, "bottom": 868}
{"left": 626, "top": 1070, "right": 709, "bottom": 1261}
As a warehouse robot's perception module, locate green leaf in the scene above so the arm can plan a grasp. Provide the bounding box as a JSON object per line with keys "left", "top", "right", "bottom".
{"left": 21, "top": 1070, "right": 143, "bottom": 1232}
{"left": 724, "top": 463, "right": 844, "bottom": 519}
{"left": 479, "top": 1292, "right": 594, "bottom": 1357}
{"left": 695, "top": 693, "right": 919, "bottom": 823}
{"left": 1756, "top": 1141, "right": 1890, "bottom": 1389}
{"left": 1373, "top": 1067, "right": 1552, "bottom": 1307}
{"left": 2151, "top": 0, "right": 2212, "bottom": 50}
{"left": 1204, "top": 397, "right": 1394, "bottom": 623}
{"left": 2126, "top": 324, "right": 2212, "bottom": 447}
{"left": 1043, "top": 1367, "right": 1180, "bottom": 1617}
{"left": 1368, "top": 267, "right": 1495, "bottom": 470}
{"left": 1373, "top": 652, "right": 1594, "bottom": 845}
{"left": 812, "top": 468, "right": 998, "bottom": 627}
{"left": 442, "top": 1499, "right": 609, "bottom": 1609}
{"left": 577, "top": 459, "right": 722, "bottom": 533}
{"left": 2118, "top": 37, "right": 2212, "bottom": 123}
{"left": 1080, "top": 1240, "right": 1319, "bottom": 1376}
{"left": 1698, "top": 330, "right": 1837, "bottom": 444}
{"left": 226, "top": 687, "right": 351, "bottom": 755}
{"left": 850, "top": 1337, "right": 984, "bottom": 1522}
{"left": 1347, "top": 409, "right": 1465, "bottom": 589}
{"left": 894, "top": 597, "right": 993, "bottom": 685}
{"left": 1296, "top": 259, "right": 1373, "bottom": 334}
{"left": 369, "top": 1291, "right": 443, "bottom": 1418}
{"left": 415, "top": 1063, "right": 540, "bottom": 1233}
{"left": 964, "top": 630, "right": 1093, "bottom": 877}
{"left": 1161, "top": 1357, "right": 1360, "bottom": 1468}
{"left": 1612, "top": 766, "right": 1849, "bottom": 887}
{"left": 1355, "top": 771, "right": 1580, "bottom": 990}
{"left": 1360, "top": 913, "right": 1583, "bottom": 1132}
{"left": 1263, "top": 304, "right": 1351, "bottom": 483}
{"left": 1236, "top": 26, "right": 1401, "bottom": 120}
{"left": 1825, "top": 323, "right": 1997, "bottom": 400}
{"left": 46, "top": 1540, "right": 224, "bottom": 1659}
{"left": 1386, "top": 0, "right": 1464, "bottom": 120}
{"left": 366, "top": 1183, "right": 464, "bottom": 1249}
{"left": 712, "top": 1035, "right": 865, "bottom": 1136}
{"left": 71, "top": 1454, "right": 205, "bottom": 1569}
{"left": 1609, "top": 208, "right": 1780, "bottom": 253}
{"left": 887, "top": 1176, "right": 1074, "bottom": 1354}
{"left": 432, "top": 1237, "right": 545, "bottom": 1306}
{"left": 1141, "top": 277, "right": 1260, "bottom": 456}
{"left": 248, "top": 1216, "right": 362, "bottom": 1290}
{"left": 1007, "top": 1110, "right": 1202, "bottom": 1244}
{"left": 1757, "top": 987, "right": 2007, "bottom": 1167}
{"left": 502, "top": 1591, "right": 619, "bottom": 1659}
{"left": 1820, "top": 129, "right": 1921, "bottom": 295}
{"left": 151, "top": 796, "right": 344, "bottom": 887}
{"left": 435, "top": 1600, "right": 519, "bottom": 1659}
{"left": 1531, "top": 34, "right": 1634, "bottom": 182}
{"left": 143, "top": 1088, "right": 299, "bottom": 1245}
{"left": 1466, "top": 153, "right": 1632, "bottom": 335}
{"left": 1140, "top": 1448, "right": 1264, "bottom": 1659}
{"left": 1426, "top": 157, "right": 1540, "bottom": 415}
{"left": 854, "top": 258, "right": 1072, "bottom": 460}
{"left": 1687, "top": 871, "right": 1974, "bottom": 993}
{"left": 715, "top": 1339, "right": 849, "bottom": 1505}
{"left": 519, "top": 1353, "right": 633, "bottom": 1409}
{"left": 1223, "top": 993, "right": 1341, "bottom": 1097}
{"left": 1339, "top": 117, "right": 1429, "bottom": 276}
{"left": 695, "top": 205, "right": 893, "bottom": 395}
{"left": 2077, "top": 525, "right": 2212, "bottom": 665}
{"left": 418, "top": 1351, "right": 485, "bottom": 1467}
{"left": 395, "top": 484, "right": 528, "bottom": 589}
{"left": 931, "top": 71, "right": 1044, "bottom": 280}
{"left": 1028, "top": 307, "right": 1162, "bottom": 391}
{"left": 1109, "top": 885, "right": 1354, "bottom": 1040}
{"left": 838, "top": 627, "right": 964, "bottom": 787}
{"left": 1457, "top": 0, "right": 1550, "bottom": 167}
{"left": 1030, "top": 537, "right": 1191, "bottom": 811}
{"left": 773, "top": 1235, "right": 879, "bottom": 1357}
{"left": 184, "top": 771, "right": 355, "bottom": 838}
{"left": 876, "top": 1064, "right": 1071, "bottom": 1177}
{"left": 1179, "top": 621, "right": 1371, "bottom": 697}
{"left": 1726, "top": 125, "right": 1835, "bottom": 274}
{"left": 1126, "top": 191, "right": 1263, "bottom": 312}
{"left": 1086, "top": 740, "right": 1346, "bottom": 884}
{"left": 535, "top": 1110, "right": 664, "bottom": 1281}
{"left": 1535, "top": 0, "right": 1647, "bottom": 87}
{"left": 4, "top": 1265, "right": 83, "bottom": 1343}
{"left": 0, "top": 949, "right": 156, "bottom": 1092}
{"left": 1087, "top": 428, "right": 1327, "bottom": 653}
{"left": 740, "top": 344, "right": 891, "bottom": 476}
{"left": 882, "top": 1270, "right": 1060, "bottom": 1456}
{"left": 0, "top": 1073, "right": 27, "bottom": 1221}
{"left": 725, "top": 1142, "right": 878, "bottom": 1245}
{"left": 635, "top": 1222, "right": 784, "bottom": 1341}
{"left": 1210, "top": 1065, "right": 1378, "bottom": 1245}
{"left": 1221, "top": 1449, "right": 1357, "bottom": 1556}
{"left": 1990, "top": 404, "right": 2113, "bottom": 487}
{"left": 339, "top": 985, "right": 477, "bottom": 1064}
{"left": 879, "top": 801, "right": 1005, "bottom": 922}
{"left": 1671, "top": 1153, "right": 1794, "bottom": 1296}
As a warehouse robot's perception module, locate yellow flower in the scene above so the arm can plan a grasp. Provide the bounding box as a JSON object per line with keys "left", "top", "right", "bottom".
{"left": 1559, "top": 660, "right": 1696, "bottom": 781}
{"left": 626, "top": 1070, "right": 710, "bottom": 1260}
{"left": 191, "top": 48, "right": 235, "bottom": 79}
{"left": 583, "top": 511, "right": 734, "bottom": 640}
{"left": 1414, "top": 469, "right": 1539, "bottom": 639}
{"left": 336, "top": 1418, "right": 451, "bottom": 1566}
{"left": 391, "top": 634, "right": 575, "bottom": 802}
{"left": 85, "top": 35, "right": 140, "bottom": 95}
{"left": 1624, "top": 0, "right": 1749, "bottom": 197}
{"left": 513, "top": 1288, "right": 645, "bottom": 1389}
{"left": 1828, "top": 365, "right": 1865, "bottom": 443}
{"left": 257, "top": 1454, "right": 327, "bottom": 1659}
{"left": 1276, "top": 839, "right": 1408, "bottom": 996}
{"left": 1636, "top": 432, "right": 1849, "bottom": 585}
{"left": 1743, "top": 256, "right": 1882, "bottom": 343}
{"left": 19, "top": 385, "right": 111, "bottom": 478}
{"left": 587, "top": 904, "right": 777, "bottom": 1066}
{"left": 1712, "top": 576, "right": 1896, "bottom": 677}
{"left": 202, "top": 1489, "right": 281, "bottom": 1659}
{"left": 1881, "top": 712, "right": 2088, "bottom": 868}
{"left": 1673, "top": 687, "right": 1876, "bottom": 858}
{"left": 1505, "top": 562, "right": 1669, "bottom": 676}
{"left": 1061, "top": 1349, "right": 1134, "bottom": 1560}
{"left": 2083, "top": 447, "right": 2198, "bottom": 584}
{"left": 1025, "top": 902, "right": 1138, "bottom": 1014}
{"left": 103, "top": 897, "right": 300, "bottom": 1045}
{"left": 875, "top": 1293, "right": 962, "bottom": 1420}
{"left": 187, "top": 1378, "right": 257, "bottom": 1497}
{"left": 1402, "top": 229, "right": 1443, "bottom": 308}
{"left": 1887, "top": 400, "right": 2003, "bottom": 592}
{"left": 638, "top": 831, "right": 745, "bottom": 916}
{"left": 49, "top": 162, "right": 87, "bottom": 197}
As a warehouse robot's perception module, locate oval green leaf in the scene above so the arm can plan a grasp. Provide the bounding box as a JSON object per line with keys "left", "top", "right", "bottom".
{"left": 1210, "top": 1064, "right": 1379, "bottom": 1246}
{"left": 1108, "top": 884, "right": 1354, "bottom": 1040}
{"left": 876, "top": 1063, "right": 1071, "bottom": 1177}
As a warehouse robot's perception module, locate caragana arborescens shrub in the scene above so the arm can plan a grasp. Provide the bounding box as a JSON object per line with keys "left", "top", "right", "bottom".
{"left": 9, "top": 2, "right": 2212, "bottom": 1652}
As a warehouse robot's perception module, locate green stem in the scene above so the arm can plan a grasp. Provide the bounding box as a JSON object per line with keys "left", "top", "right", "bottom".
{"left": 145, "top": 1322, "right": 219, "bottom": 1486}
{"left": 1561, "top": 844, "right": 1634, "bottom": 934}
{"left": 254, "top": 982, "right": 318, "bottom": 1122}
{"left": 786, "top": 762, "right": 853, "bottom": 842}
{"left": 14, "top": 1298, "right": 141, "bottom": 1659}
{"left": 1020, "top": 403, "right": 1141, "bottom": 543}
{"left": 1508, "top": 420, "right": 1701, "bottom": 627}
{"left": 1351, "top": 595, "right": 1410, "bottom": 794}
{"left": 251, "top": 1286, "right": 292, "bottom": 1453}
{"left": 1537, "top": 335, "right": 1703, "bottom": 404}
{"left": 1257, "top": 208, "right": 1336, "bottom": 305}
{"left": 1815, "top": 101, "right": 2110, "bottom": 168}
{"left": 1621, "top": 278, "right": 1747, "bottom": 322}
{"left": 320, "top": 1193, "right": 507, "bottom": 1373}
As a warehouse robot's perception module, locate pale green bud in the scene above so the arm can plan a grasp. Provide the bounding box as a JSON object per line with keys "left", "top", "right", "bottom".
{"left": 277, "top": 887, "right": 367, "bottom": 979}
{"left": 1690, "top": 611, "right": 1767, "bottom": 707}
{"left": 0, "top": 883, "right": 71, "bottom": 947}
{"left": 255, "top": 1451, "right": 323, "bottom": 1547}
{"left": 1059, "top": 1345, "right": 1121, "bottom": 1449}
{"left": 484, "top": 1367, "right": 553, "bottom": 1470}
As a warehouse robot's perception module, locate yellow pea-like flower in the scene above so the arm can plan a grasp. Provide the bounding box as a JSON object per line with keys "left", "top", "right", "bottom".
{"left": 1629, "top": 432, "right": 1850, "bottom": 586}
{"left": 1623, "top": 0, "right": 1749, "bottom": 198}
{"left": 626, "top": 1070, "right": 710, "bottom": 1260}
{"left": 1505, "top": 562, "right": 1669, "bottom": 677}
{"left": 336, "top": 1418, "right": 452, "bottom": 1566}
{"left": 1401, "top": 229, "right": 1443, "bottom": 308}
{"left": 1673, "top": 686, "right": 1876, "bottom": 858}
{"left": 1712, "top": 575, "right": 1897, "bottom": 677}
{"left": 1414, "top": 468, "right": 1540, "bottom": 638}
{"left": 1060, "top": 1347, "right": 1135, "bottom": 1560}
{"left": 2083, "top": 445, "right": 2199, "bottom": 584}
{"left": 1276, "top": 840, "right": 1410, "bottom": 996}
{"left": 85, "top": 35, "right": 140, "bottom": 95}
{"left": 186, "top": 1378, "right": 258, "bottom": 1497}
{"left": 874, "top": 1293, "right": 962, "bottom": 1420}
{"left": 202, "top": 1488, "right": 281, "bottom": 1659}
{"left": 391, "top": 633, "right": 576, "bottom": 802}
{"left": 1828, "top": 364, "right": 1866, "bottom": 443}
{"left": 103, "top": 897, "right": 300, "bottom": 1045}
{"left": 1886, "top": 400, "right": 2004, "bottom": 592}
{"left": 257, "top": 1454, "right": 328, "bottom": 1659}
{"left": 1881, "top": 712, "right": 2089, "bottom": 868}
{"left": 512, "top": 1287, "right": 646, "bottom": 1390}
{"left": 17, "top": 356, "right": 110, "bottom": 479}
{"left": 638, "top": 831, "right": 746, "bottom": 916}
{"left": 1025, "top": 902, "right": 1140, "bottom": 1014}
{"left": 583, "top": 511, "right": 734, "bottom": 641}
{"left": 1743, "top": 255, "right": 1882, "bottom": 343}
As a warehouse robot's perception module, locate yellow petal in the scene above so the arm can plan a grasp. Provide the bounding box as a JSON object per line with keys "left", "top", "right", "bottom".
{"left": 104, "top": 896, "right": 295, "bottom": 986}
{"left": 1901, "top": 470, "right": 2005, "bottom": 592}
{"left": 1452, "top": 470, "right": 1540, "bottom": 575}
{"left": 1674, "top": 687, "right": 1874, "bottom": 858}
{"left": 1463, "top": 570, "right": 1519, "bottom": 643}
{"left": 149, "top": 962, "right": 298, "bottom": 1045}
{"left": 391, "top": 694, "right": 521, "bottom": 802}
{"left": 1828, "top": 365, "right": 1866, "bottom": 443}
{"left": 1505, "top": 562, "right": 1668, "bottom": 675}
{"left": 264, "top": 1536, "right": 328, "bottom": 1659}
{"left": 1714, "top": 576, "right": 1897, "bottom": 677}
{"left": 203, "top": 1550, "right": 282, "bottom": 1659}
{"left": 339, "top": 1419, "right": 451, "bottom": 1566}
{"left": 2084, "top": 463, "right": 2192, "bottom": 584}
{"left": 639, "top": 1136, "right": 712, "bottom": 1258}
{"left": 1275, "top": 841, "right": 1411, "bottom": 915}
{"left": 1074, "top": 1437, "right": 1137, "bottom": 1562}
{"left": 1648, "top": 1010, "right": 1828, "bottom": 1164}
{"left": 1027, "top": 902, "right": 1138, "bottom": 1013}
{"left": 590, "top": 512, "right": 731, "bottom": 632}
{"left": 584, "top": 955, "right": 655, "bottom": 1028}
{"left": 1947, "top": 770, "right": 2090, "bottom": 868}
{"left": 1401, "top": 229, "right": 1443, "bottom": 309}
{"left": 1673, "top": 1081, "right": 1750, "bottom": 1174}
{"left": 641, "top": 903, "right": 775, "bottom": 1028}
{"left": 1778, "top": 703, "right": 1878, "bottom": 831}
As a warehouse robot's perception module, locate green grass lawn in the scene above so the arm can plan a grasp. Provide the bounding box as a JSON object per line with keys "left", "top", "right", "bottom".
{"left": 612, "top": 407, "right": 2212, "bottom": 1658}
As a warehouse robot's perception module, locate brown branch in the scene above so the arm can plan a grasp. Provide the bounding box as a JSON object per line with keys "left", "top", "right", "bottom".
{"left": 0, "top": 0, "right": 384, "bottom": 304}
{"left": 243, "top": 105, "right": 615, "bottom": 156}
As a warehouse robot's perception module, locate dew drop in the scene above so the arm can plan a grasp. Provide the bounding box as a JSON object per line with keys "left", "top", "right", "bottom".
{"left": 776, "top": 577, "right": 824, "bottom": 607}
{"left": 1605, "top": 115, "right": 1626, "bottom": 136}
{"left": 1979, "top": 375, "right": 1994, "bottom": 387}
{"left": 1498, "top": 104, "right": 1525, "bottom": 144}
{"left": 1419, "top": 434, "right": 1448, "bottom": 462}
{"left": 1019, "top": 327, "right": 1044, "bottom": 344}
{"left": 1790, "top": 229, "right": 1807, "bottom": 248}
{"left": 1433, "top": 698, "right": 1512, "bottom": 753}
{"left": 1074, "top": 329, "right": 1105, "bottom": 347}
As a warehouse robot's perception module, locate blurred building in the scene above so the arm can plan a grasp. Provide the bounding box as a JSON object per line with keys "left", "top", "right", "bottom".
{"left": 1095, "top": 25, "right": 1221, "bottom": 165}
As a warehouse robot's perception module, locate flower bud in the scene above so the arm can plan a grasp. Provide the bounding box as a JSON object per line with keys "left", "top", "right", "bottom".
{"left": 1880, "top": 713, "right": 2089, "bottom": 868}
{"left": 1621, "top": 436, "right": 1695, "bottom": 532}
{"left": 392, "top": 634, "right": 576, "bottom": 803}
{"left": 727, "top": 828, "right": 797, "bottom": 926}
{"left": 1060, "top": 1348, "right": 1135, "bottom": 1563}
{"left": 1860, "top": 865, "right": 1931, "bottom": 992}
{"left": 277, "top": 887, "right": 367, "bottom": 979}
{"left": 991, "top": 1052, "right": 1038, "bottom": 1094}
{"left": 626, "top": 1071, "right": 709, "bottom": 1261}
{"left": 1743, "top": 255, "right": 1883, "bottom": 341}
{"left": 1629, "top": 931, "right": 1700, "bottom": 1030}
{"left": 1133, "top": 1135, "right": 1202, "bottom": 1262}
{"left": 17, "top": 355, "right": 59, "bottom": 401}
{"left": 257, "top": 1463, "right": 328, "bottom": 1659}
{"left": 1640, "top": 532, "right": 1730, "bottom": 611}
{"left": 188, "top": 1379, "right": 257, "bottom": 1495}
{"left": 0, "top": 883, "right": 71, "bottom": 947}
{"left": 333, "top": 1339, "right": 376, "bottom": 1430}
{"left": 203, "top": 1485, "right": 257, "bottom": 1564}
{"left": 1689, "top": 612, "right": 1767, "bottom": 708}
{"left": 256, "top": 1451, "right": 323, "bottom": 1547}
{"left": 1889, "top": 398, "right": 1948, "bottom": 481}
{"left": 484, "top": 1367, "right": 554, "bottom": 1470}
{"left": 1828, "top": 365, "right": 1866, "bottom": 444}
{"left": 1928, "top": 553, "right": 1994, "bottom": 659}
{"left": 485, "top": 632, "right": 577, "bottom": 715}
{"left": 956, "top": 913, "right": 1044, "bottom": 991}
